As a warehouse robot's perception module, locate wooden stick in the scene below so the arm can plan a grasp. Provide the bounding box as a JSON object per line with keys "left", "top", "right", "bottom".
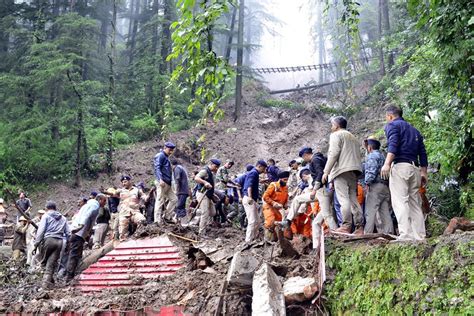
{"left": 214, "top": 279, "right": 229, "bottom": 315}
{"left": 12, "top": 204, "right": 38, "bottom": 229}
{"left": 168, "top": 232, "right": 198, "bottom": 243}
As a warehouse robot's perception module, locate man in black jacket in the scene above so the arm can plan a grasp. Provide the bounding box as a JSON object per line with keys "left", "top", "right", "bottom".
{"left": 306, "top": 146, "right": 337, "bottom": 230}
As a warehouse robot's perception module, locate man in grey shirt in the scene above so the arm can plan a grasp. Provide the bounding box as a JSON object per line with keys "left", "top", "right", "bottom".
{"left": 16, "top": 191, "right": 32, "bottom": 219}
{"left": 171, "top": 158, "right": 190, "bottom": 221}
{"left": 34, "top": 201, "right": 70, "bottom": 289}
{"left": 65, "top": 194, "right": 106, "bottom": 282}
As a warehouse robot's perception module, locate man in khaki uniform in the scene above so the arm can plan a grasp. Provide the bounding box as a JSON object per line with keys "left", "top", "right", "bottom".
{"left": 381, "top": 106, "right": 428, "bottom": 241}
{"left": 322, "top": 116, "right": 364, "bottom": 234}
{"left": 115, "top": 176, "right": 146, "bottom": 241}
{"left": 12, "top": 216, "right": 29, "bottom": 260}
{"left": 194, "top": 159, "right": 221, "bottom": 237}
{"left": 215, "top": 159, "right": 234, "bottom": 191}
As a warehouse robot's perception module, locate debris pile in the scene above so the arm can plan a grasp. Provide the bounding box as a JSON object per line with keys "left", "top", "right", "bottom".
{"left": 0, "top": 224, "right": 322, "bottom": 314}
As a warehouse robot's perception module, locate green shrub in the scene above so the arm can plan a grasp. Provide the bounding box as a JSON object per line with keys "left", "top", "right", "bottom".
{"left": 130, "top": 114, "right": 161, "bottom": 141}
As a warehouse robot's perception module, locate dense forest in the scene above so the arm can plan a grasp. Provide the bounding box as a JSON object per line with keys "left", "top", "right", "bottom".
{"left": 0, "top": 0, "right": 472, "bottom": 216}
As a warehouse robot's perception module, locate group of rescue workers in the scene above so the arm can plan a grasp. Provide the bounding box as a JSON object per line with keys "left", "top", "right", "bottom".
{"left": 0, "top": 105, "right": 429, "bottom": 289}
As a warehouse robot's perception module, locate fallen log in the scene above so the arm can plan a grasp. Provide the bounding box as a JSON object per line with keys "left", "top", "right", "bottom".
{"left": 444, "top": 217, "right": 474, "bottom": 235}
{"left": 78, "top": 240, "right": 116, "bottom": 272}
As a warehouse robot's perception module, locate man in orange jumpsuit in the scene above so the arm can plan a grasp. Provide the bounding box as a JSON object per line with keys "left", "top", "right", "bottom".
{"left": 262, "top": 171, "right": 290, "bottom": 241}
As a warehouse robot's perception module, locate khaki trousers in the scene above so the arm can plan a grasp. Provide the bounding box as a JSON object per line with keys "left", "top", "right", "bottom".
{"left": 316, "top": 187, "right": 337, "bottom": 230}
{"left": 118, "top": 211, "right": 146, "bottom": 241}
{"left": 12, "top": 249, "right": 24, "bottom": 261}
{"left": 243, "top": 196, "right": 259, "bottom": 243}
{"left": 154, "top": 182, "right": 178, "bottom": 223}
{"left": 333, "top": 171, "right": 363, "bottom": 228}
{"left": 196, "top": 192, "right": 216, "bottom": 236}
{"left": 93, "top": 223, "right": 109, "bottom": 248}
{"left": 287, "top": 192, "right": 313, "bottom": 221}
{"left": 364, "top": 182, "right": 394, "bottom": 234}
{"left": 390, "top": 163, "right": 426, "bottom": 240}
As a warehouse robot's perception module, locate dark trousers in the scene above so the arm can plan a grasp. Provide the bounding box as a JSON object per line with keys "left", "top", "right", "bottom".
{"left": 176, "top": 194, "right": 188, "bottom": 218}
{"left": 39, "top": 237, "right": 63, "bottom": 275}
{"left": 66, "top": 234, "right": 85, "bottom": 279}
{"left": 145, "top": 199, "right": 155, "bottom": 224}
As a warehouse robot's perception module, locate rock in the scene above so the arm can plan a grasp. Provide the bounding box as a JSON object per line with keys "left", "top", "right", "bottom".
{"left": 283, "top": 277, "right": 318, "bottom": 303}
{"left": 252, "top": 264, "right": 286, "bottom": 316}
{"left": 226, "top": 251, "right": 259, "bottom": 288}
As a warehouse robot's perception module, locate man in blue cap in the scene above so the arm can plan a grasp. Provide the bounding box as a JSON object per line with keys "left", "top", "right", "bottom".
{"left": 154, "top": 142, "right": 178, "bottom": 224}
{"left": 242, "top": 160, "right": 267, "bottom": 243}
{"left": 194, "top": 158, "right": 221, "bottom": 237}
{"left": 364, "top": 137, "right": 394, "bottom": 234}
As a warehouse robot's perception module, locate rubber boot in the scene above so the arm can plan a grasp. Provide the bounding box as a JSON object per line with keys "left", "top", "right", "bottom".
{"left": 353, "top": 226, "right": 364, "bottom": 236}
{"left": 335, "top": 225, "right": 351, "bottom": 234}
{"left": 42, "top": 273, "right": 54, "bottom": 290}
{"left": 264, "top": 228, "right": 277, "bottom": 242}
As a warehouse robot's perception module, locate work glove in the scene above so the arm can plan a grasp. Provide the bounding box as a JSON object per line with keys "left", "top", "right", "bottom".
{"left": 272, "top": 202, "right": 283, "bottom": 209}
{"left": 281, "top": 218, "right": 291, "bottom": 229}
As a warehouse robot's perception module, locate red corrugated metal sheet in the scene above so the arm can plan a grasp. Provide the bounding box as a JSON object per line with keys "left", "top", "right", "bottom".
{"left": 77, "top": 236, "right": 184, "bottom": 293}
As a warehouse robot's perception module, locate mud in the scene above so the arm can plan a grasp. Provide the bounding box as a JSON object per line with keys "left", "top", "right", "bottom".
{"left": 0, "top": 223, "right": 319, "bottom": 315}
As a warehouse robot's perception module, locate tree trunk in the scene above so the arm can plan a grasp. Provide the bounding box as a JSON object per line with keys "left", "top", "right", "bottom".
{"left": 74, "top": 102, "right": 84, "bottom": 187}
{"left": 146, "top": 0, "right": 160, "bottom": 115}
{"left": 381, "top": 0, "right": 394, "bottom": 69}
{"left": 378, "top": 0, "right": 386, "bottom": 76}
{"left": 128, "top": 0, "right": 141, "bottom": 66}
{"left": 99, "top": 17, "right": 108, "bottom": 53}
{"left": 160, "top": 0, "right": 175, "bottom": 74}
{"left": 317, "top": 1, "right": 324, "bottom": 83}
{"left": 234, "top": 0, "right": 244, "bottom": 122}
{"left": 127, "top": 0, "right": 135, "bottom": 38}
{"left": 0, "top": 0, "right": 14, "bottom": 56}
{"left": 106, "top": 0, "right": 117, "bottom": 174}
{"left": 219, "top": 5, "right": 237, "bottom": 98}
{"left": 244, "top": 12, "right": 251, "bottom": 66}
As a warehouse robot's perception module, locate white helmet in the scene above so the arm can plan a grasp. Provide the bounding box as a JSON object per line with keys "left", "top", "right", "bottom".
{"left": 0, "top": 198, "right": 4, "bottom": 204}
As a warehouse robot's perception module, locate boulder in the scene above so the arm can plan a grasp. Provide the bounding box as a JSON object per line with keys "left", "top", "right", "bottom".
{"left": 283, "top": 276, "right": 318, "bottom": 303}
{"left": 252, "top": 264, "right": 286, "bottom": 316}
{"left": 226, "top": 251, "right": 259, "bottom": 288}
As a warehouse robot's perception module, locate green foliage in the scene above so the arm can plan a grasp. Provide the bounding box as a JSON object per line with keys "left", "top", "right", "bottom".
{"left": 426, "top": 173, "right": 462, "bottom": 220}
{"left": 387, "top": 0, "right": 473, "bottom": 215}
{"left": 168, "top": 0, "right": 235, "bottom": 120}
{"left": 325, "top": 238, "right": 474, "bottom": 314}
{"left": 257, "top": 96, "right": 301, "bottom": 109}
{"left": 0, "top": 2, "right": 203, "bottom": 190}
{"left": 130, "top": 114, "right": 162, "bottom": 141}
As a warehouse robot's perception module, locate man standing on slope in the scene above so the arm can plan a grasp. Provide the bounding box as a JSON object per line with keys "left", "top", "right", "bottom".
{"left": 381, "top": 105, "right": 428, "bottom": 241}
{"left": 65, "top": 194, "right": 106, "bottom": 282}
{"left": 242, "top": 160, "right": 268, "bottom": 243}
{"left": 34, "top": 201, "right": 70, "bottom": 289}
{"left": 154, "top": 142, "right": 178, "bottom": 224}
{"left": 215, "top": 159, "right": 234, "bottom": 191}
{"left": 171, "top": 158, "right": 190, "bottom": 223}
{"left": 194, "top": 159, "right": 221, "bottom": 237}
{"left": 364, "top": 138, "right": 394, "bottom": 234}
{"left": 322, "top": 116, "right": 364, "bottom": 235}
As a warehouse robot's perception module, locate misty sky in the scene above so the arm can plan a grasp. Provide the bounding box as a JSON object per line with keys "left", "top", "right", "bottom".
{"left": 253, "top": 0, "right": 317, "bottom": 91}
